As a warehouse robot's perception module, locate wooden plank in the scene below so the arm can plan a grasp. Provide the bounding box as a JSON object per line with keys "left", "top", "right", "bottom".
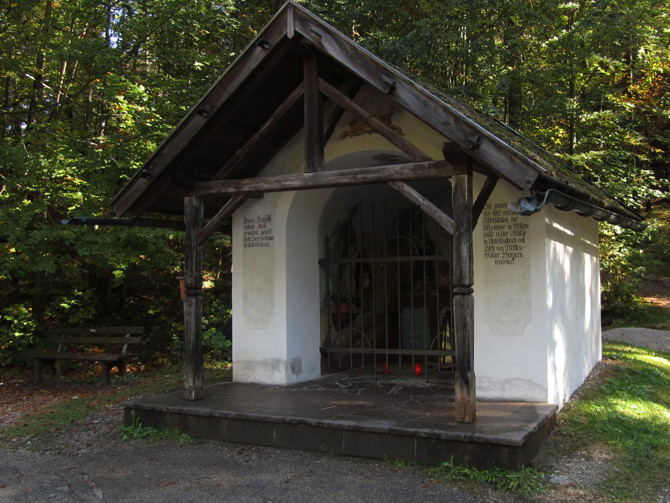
{"left": 211, "top": 82, "right": 305, "bottom": 181}
{"left": 388, "top": 180, "right": 455, "bottom": 235}
{"left": 192, "top": 160, "right": 457, "bottom": 196}
{"left": 47, "top": 327, "right": 143, "bottom": 335}
{"left": 183, "top": 196, "right": 204, "bottom": 400}
{"left": 111, "top": 8, "right": 289, "bottom": 216}
{"left": 318, "top": 78, "right": 431, "bottom": 162}
{"left": 450, "top": 152, "right": 476, "bottom": 424}
{"left": 197, "top": 194, "right": 247, "bottom": 246}
{"left": 43, "top": 337, "right": 142, "bottom": 345}
{"left": 472, "top": 174, "right": 498, "bottom": 229}
{"left": 22, "top": 352, "right": 129, "bottom": 361}
{"left": 304, "top": 51, "right": 324, "bottom": 172}
{"left": 293, "top": 5, "right": 540, "bottom": 189}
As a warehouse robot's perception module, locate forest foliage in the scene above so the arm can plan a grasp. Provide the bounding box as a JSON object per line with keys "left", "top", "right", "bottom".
{"left": 1, "top": 0, "right": 668, "bottom": 364}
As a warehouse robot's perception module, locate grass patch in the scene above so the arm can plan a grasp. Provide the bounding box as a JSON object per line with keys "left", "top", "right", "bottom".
{"left": 552, "top": 342, "right": 670, "bottom": 501}
{"left": 119, "top": 411, "right": 192, "bottom": 443}
{"left": 608, "top": 301, "right": 670, "bottom": 331}
{"left": 0, "top": 364, "right": 230, "bottom": 447}
{"left": 436, "top": 458, "right": 544, "bottom": 496}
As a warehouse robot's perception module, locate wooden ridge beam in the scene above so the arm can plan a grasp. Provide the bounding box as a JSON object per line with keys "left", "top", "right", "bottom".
{"left": 388, "top": 181, "right": 454, "bottom": 235}
{"left": 212, "top": 82, "right": 305, "bottom": 181}
{"left": 318, "top": 78, "right": 431, "bottom": 162}
{"left": 191, "top": 160, "right": 458, "bottom": 196}
{"left": 197, "top": 195, "right": 247, "bottom": 246}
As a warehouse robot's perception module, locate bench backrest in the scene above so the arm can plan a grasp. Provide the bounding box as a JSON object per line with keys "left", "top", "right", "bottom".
{"left": 45, "top": 327, "right": 143, "bottom": 354}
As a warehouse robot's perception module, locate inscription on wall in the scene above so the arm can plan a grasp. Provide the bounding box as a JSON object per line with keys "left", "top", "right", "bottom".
{"left": 480, "top": 197, "right": 531, "bottom": 337}
{"left": 482, "top": 203, "right": 528, "bottom": 266}
{"left": 243, "top": 214, "right": 274, "bottom": 248}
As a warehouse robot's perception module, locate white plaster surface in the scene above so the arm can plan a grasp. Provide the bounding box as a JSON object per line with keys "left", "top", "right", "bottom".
{"left": 473, "top": 177, "right": 549, "bottom": 402}
{"left": 544, "top": 206, "right": 601, "bottom": 404}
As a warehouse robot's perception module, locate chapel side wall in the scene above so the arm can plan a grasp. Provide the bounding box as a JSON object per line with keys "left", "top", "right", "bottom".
{"left": 472, "top": 176, "right": 550, "bottom": 402}
{"left": 544, "top": 206, "right": 601, "bottom": 405}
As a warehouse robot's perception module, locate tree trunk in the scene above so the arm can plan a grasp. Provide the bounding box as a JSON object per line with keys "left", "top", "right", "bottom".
{"left": 27, "top": 0, "right": 53, "bottom": 127}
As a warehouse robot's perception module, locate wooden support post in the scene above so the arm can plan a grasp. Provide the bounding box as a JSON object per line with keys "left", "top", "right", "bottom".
{"left": 447, "top": 143, "right": 476, "bottom": 423}
{"left": 183, "top": 196, "right": 204, "bottom": 400}
{"left": 304, "top": 51, "right": 323, "bottom": 172}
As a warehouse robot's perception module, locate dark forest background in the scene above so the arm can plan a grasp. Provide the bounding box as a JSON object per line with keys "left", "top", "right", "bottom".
{"left": 1, "top": 0, "right": 668, "bottom": 364}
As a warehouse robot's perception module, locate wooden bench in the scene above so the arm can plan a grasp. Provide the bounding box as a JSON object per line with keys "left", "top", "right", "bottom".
{"left": 22, "top": 327, "right": 143, "bottom": 386}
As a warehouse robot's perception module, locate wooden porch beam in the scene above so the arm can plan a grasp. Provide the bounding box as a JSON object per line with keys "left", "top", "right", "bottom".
{"left": 472, "top": 174, "right": 498, "bottom": 228}
{"left": 191, "top": 160, "right": 457, "bottom": 196}
{"left": 304, "top": 51, "right": 324, "bottom": 172}
{"left": 318, "top": 78, "right": 431, "bottom": 162}
{"left": 183, "top": 196, "right": 204, "bottom": 400}
{"left": 211, "top": 82, "right": 305, "bottom": 181}
{"left": 388, "top": 181, "right": 454, "bottom": 235}
{"left": 197, "top": 194, "right": 247, "bottom": 246}
{"left": 448, "top": 144, "right": 476, "bottom": 424}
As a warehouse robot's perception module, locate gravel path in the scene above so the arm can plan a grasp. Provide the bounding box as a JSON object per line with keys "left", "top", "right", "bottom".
{"left": 603, "top": 327, "right": 670, "bottom": 353}
{"left": 0, "top": 434, "right": 484, "bottom": 503}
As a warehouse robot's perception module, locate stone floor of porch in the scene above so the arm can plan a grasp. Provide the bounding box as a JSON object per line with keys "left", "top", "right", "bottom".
{"left": 123, "top": 371, "right": 556, "bottom": 470}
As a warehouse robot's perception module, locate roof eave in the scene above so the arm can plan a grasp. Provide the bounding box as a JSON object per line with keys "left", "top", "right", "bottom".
{"left": 533, "top": 173, "right": 644, "bottom": 230}
{"left": 110, "top": 2, "right": 294, "bottom": 217}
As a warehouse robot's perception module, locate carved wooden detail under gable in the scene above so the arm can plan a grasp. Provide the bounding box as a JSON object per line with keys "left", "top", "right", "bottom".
{"left": 340, "top": 112, "right": 404, "bottom": 139}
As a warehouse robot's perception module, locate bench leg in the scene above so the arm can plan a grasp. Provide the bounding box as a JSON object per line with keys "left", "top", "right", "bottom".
{"left": 34, "top": 359, "right": 56, "bottom": 385}
{"left": 117, "top": 361, "right": 126, "bottom": 377}
{"left": 34, "top": 359, "right": 45, "bottom": 385}
{"left": 101, "top": 362, "right": 113, "bottom": 386}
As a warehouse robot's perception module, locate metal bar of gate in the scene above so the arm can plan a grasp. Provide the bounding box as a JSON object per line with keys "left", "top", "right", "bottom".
{"left": 396, "top": 202, "right": 401, "bottom": 371}
{"left": 371, "top": 202, "right": 377, "bottom": 379}
{"left": 320, "top": 347, "right": 455, "bottom": 356}
{"left": 383, "top": 199, "right": 389, "bottom": 373}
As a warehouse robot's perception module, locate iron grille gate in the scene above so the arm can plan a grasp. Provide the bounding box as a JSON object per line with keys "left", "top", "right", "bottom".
{"left": 319, "top": 199, "right": 455, "bottom": 381}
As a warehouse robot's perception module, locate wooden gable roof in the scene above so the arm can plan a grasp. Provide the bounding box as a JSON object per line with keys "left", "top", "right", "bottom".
{"left": 111, "top": 1, "right": 643, "bottom": 230}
